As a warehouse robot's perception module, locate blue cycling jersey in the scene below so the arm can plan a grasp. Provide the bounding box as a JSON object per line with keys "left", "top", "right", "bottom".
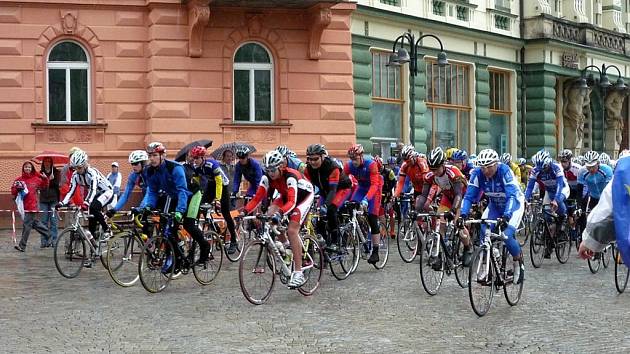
{"left": 113, "top": 170, "right": 148, "bottom": 211}
{"left": 525, "top": 162, "right": 567, "bottom": 201}
{"left": 461, "top": 163, "right": 523, "bottom": 218}
{"left": 578, "top": 164, "right": 613, "bottom": 199}
{"left": 613, "top": 157, "right": 630, "bottom": 265}
{"left": 345, "top": 156, "right": 377, "bottom": 190}
{"left": 140, "top": 160, "right": 191, "bottom": 213}
{"left": 233, "top": 158, "right": 263, "bottom": 196}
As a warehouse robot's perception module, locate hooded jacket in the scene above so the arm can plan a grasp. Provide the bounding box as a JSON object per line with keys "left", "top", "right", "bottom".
{"left": 11, "top": 161, "right": 48, "bottom": 211}
{"left": 39, "top": 162, "right": 60, "bottom": 203}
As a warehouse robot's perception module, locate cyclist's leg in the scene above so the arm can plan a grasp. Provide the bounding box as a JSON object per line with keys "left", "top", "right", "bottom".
{"left": 90, "top": 191, "right": 113, "bottom": 235}
{"left": 329, "top": 188, "right": 351, "bottom": 245}
{"left": 220, "top": 188, "right": 237, "bottom": 241}
{"left": 288, "top": 192, "right": 314, "bottom": 272}
{"left": 503, "top": 198, "right": 525, "bottom": 259}
{"left": 367, "top": 193, "right": 382, "bottom": 246}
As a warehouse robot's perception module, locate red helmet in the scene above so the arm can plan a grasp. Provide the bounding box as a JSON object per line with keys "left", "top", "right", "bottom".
{"left": 373, "top": 155, "right": 383, "bottom": 170}
{"left": 190, "top": 145, "right": 207, "bottom": 159}
{"left": 146, "top": 142, "right": 166, "bottom": 154}
{"left": 347, "top": 144, "right": 364, "bottom": 158}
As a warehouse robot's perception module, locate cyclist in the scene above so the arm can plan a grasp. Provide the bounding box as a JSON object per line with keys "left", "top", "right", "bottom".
{"left": 500, "top": 153, "right": 522, "bottom": 189}
{"left": 304, "top": 143, "right": 354, "bottom": 251}
{"left": 445, "top": 147, "right": 458, "bottom": 162}
{"left": 190, "top": 146, "right": 238, "bottom": 256}
{"left": 233, "top": 146, "right": 263, "bottom": 198}
{"left": 577, "top": 151, "right": 613, "bottom": 213}
{"left": 417, "top": 147, "right": 472, "bottom": 266}
{"left": 387, "top": 156, "right": 400, "bottom": 176}
{"left": 393, "top": 145, "right": 433, "bottom": 205}
{"left": 599, "top": 152, "right": 613, "bottom": 168}
{"left": 243, "top": 150, "right": 315, "bottom": 288}
{"left": 276, "top": 145, "right": 306, "bottom": 173}
{"left": 460, "top": 149, "right": 525, "bottom": 284}
{"left": 107, "top": 150, "right": 149, "bottom": 216}
{"left": 138, "top": 142, "right": 199, "bottom": 268}
{"left": 516, "top": 158, "right": 532, "bottom": 188}
{"left": 375, "top": 155, "right": 397, "bottom": 238}
{"left": 558, "top": 149, "right": 581, "bottom": 200}
{"left": 57, "top": 150, "right": 114, "bottom": 265}
{"left": 343, "top": 144, "right": 383, "bottom": 265}
{"left": 450, "top": 149, "right": 474, "bottom": 179}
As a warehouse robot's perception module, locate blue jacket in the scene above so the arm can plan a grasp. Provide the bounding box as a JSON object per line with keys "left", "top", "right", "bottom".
{"left": 578, "top": 164, "right": 613, "bottom": 199}
{"left": 461, "top": 163, "right": 523, "bottom": 218}
{"left": 140, "top": 160, "right": 190, "bottom": 213}
{"left": 233, "top": 158, "right": 263, "bottom": 196}
{"left": 613, "top": 157, "right": 630, "bottom": 265}
{"left": 113, "top": 170, "right": 148, "bottom": 211}
{"left": 525, "top": 162, "right": 566, "bottom": 201}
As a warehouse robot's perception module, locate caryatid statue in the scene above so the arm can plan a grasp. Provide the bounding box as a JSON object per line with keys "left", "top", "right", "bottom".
{"left": 563, "top": 80, "right": 591, "bottom": 153}
{"left": 604, "top": 88, "right": 629, "bottom": 155}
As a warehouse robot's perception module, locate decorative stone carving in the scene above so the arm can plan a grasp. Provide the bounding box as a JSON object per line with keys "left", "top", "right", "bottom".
{"left": 47, "top": 128, "right": 93, "bottom": 144}
{"left": 604, "top": 88, "right": 629, "bottom": 154}
{"left": 187, "top": 0, "right": 211, "bottom": 58}
{"left": 234, "top": 128, "right": 276, "bottom": 143}
{"left": 563, "top": 80, "right": 590, "bottom": 153}
{"left": 60, "top": 10, "right": 78, "bottom": 34}
{"left": 246, "top": 14, "right": 264, "bottom": 36}
{"left": 308, "top": 5, "right": 332, "bottom": 60}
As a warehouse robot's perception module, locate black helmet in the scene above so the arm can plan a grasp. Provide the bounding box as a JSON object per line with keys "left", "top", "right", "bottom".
{"left": 427, "top": 147, "right": 446, "bottom": 168}
{"left": 306, "top": 144, "right": 326, "bottom": 156}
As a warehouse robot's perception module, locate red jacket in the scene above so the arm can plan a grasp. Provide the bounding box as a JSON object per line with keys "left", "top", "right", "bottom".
{"left": 11, "top": 162, "right": 48, "bottom": 211}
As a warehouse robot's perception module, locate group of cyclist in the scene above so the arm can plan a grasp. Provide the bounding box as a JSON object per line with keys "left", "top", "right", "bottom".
{"left": 55, "top": 137, "right": 629, "bottom": 288}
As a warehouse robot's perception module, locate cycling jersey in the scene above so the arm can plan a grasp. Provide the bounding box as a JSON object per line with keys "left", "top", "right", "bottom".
{"left": 422, "top": 165, "right": 467, "bottom": 211}
{"left": 393, "top": 158, "right": 429, "bottom": 196}
{"left": 562, "top": 162, "right": 581, "bottom": 189}
{"left": 381, "top": 167, "right": 397, "bottom": 196}
{"left": 613, "top": 157, "right": 630, "bottom": 265}
{"left": 508, "top": 162, "right": 522, "bottom": 188}
{"left": 113, "top": 170, "right": 148, "bottom": 211}
{"left": 525, "top": 162, "right": 569, "bottom": 202}
{"left": 233, "top": 158, "right": 263, "bottom": 196}
{"left": 343, "top": 156, "right": 380, "bottom": 201}
{"left": 140, "top": 160, "right": 190, "bottom": 214}
{"left": 460, "top": 161, "right": 475, "bottom": 179}
{"left": 519, "top": 165, "right": 532, "bottom": 187}
{"left": 194, "top": 158, "right": 229, "bottom": 201}
{"left": 62, "top": 166, "right": 112, "bottom": 206}
{"left": 287, "top": 156, "right": 306, "bottom": 173}
{"left": 304, "top": 156, "right": 352, "bottom": 207}
{"left": 578, "top": 164, "right": 613, "bottom": 199}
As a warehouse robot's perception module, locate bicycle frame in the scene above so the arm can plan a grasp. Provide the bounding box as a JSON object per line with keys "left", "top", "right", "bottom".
{"left": 468, "top": 219, "right": 508, "bottom": 286}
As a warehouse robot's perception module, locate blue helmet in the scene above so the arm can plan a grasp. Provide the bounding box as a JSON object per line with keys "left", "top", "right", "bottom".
{"left": 451, "top": 149, "right": 468, "bottom": 161}
{"left": 387, "top": 156, "right": 397, "bottom": 165}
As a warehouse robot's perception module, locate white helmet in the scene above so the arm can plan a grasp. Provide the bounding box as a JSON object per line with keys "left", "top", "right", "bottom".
{"left": 128, "top": 150, "right": 149, "bottom": 164}
{"left": 500, "top": 152, "right": 512, "bottom": 165}
{"left": 599, "top": 152, "right": 611, "bottom": 166}
{"left": 262, "top": 150, "right": 284, "bottom": 171}
{"left": 70, "top": 150, "right": 88, "bottom": 167}
{"left": 531, "top": 150, "right": 551, "bottom": 169}
{"left": 476, "top": 149, "right": 499, "bottom": 167}
{"left": 584, "top": 150, "right": 600, "bottom": 167}
{"left": 400, "top": 145, "right": 415, "bottom": 161}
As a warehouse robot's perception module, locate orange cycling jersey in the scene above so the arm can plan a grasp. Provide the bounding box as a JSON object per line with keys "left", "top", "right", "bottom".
{"left": 394, "top": 157, "right": 429, "bottom": 196}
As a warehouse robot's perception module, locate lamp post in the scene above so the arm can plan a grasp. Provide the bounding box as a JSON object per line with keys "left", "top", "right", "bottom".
{"left": 387, "top": 31, "right": 448, "bottom": 147}
{"left": 578, "top": 63, "right": 627, "bottom": 152}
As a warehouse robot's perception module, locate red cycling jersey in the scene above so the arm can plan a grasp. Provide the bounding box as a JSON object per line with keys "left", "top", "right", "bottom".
{"left": 245, "top": 168, "right": 314, "bottom": 215}
{"left": 424, "top": 165, "right": 467, "bottom": 202}
{"left": 394, "top": 157, "right": 429, "bottom": 197}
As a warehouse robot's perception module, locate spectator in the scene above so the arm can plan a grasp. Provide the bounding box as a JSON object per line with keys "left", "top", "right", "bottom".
{"left": 220, "top": 149, "right": 236, "bottom": 208}
{"left": 12, "top": 161, "right": 49, "bottom": 252}
{"left": 107, "top": 162, "right": 122, "bottom": 200}
{"left": 39, "top": 157, "right": 60, "bottom": 247}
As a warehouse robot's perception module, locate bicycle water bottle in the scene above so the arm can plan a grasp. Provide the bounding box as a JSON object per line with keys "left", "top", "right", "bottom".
{"left": 492, "top": 247, "right": 501, "bottom": 261}
{"left": 85, "top": 230, "right": 96, "bottom": 246}
{"left": 274, "top": 241, "right": 286, "bottom": 256}
{"left": 285, "top": 247, "right": 293, "bottom": 264}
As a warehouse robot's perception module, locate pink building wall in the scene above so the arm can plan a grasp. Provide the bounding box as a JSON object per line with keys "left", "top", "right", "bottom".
{"left": 0, "top": 0, "right": 356, "bottom": 198}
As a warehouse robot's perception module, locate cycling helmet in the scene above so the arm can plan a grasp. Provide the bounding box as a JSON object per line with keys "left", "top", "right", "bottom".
{"left": 190, "top": 145, "right": 207, "bottom": 159}
{"left": 500, "top": 153, "right": 512, "bottom": 165}
{"left": 128, "top": 150, "right": 149, "bottom": 164}
{"left": 558, "top": 149, "right": 573, "bottom": 161}
{"left": 427, "top": 147, "right": 446, "bottom": 168}
{"left": 147, "top": 142, "right": 166, "bottom": 154}
{"left": 576, "top": 155, "right": 586, "bottom": 166}
{"left": 400, "top": 145, "right": 415, "bottom": 161}
{"left": 517, "top": 158, "right": 527, "bottom": 166}
{"left": 68, "top": 146, "right": 83, "bottom": 157}
{"left": 599, "top": 152, "right": 611, "bottom": 166}
{"left": 275, "top": 145, "right": 290, "bottom": 157}
{"left": 262, "top": 150, "right": 284, "bottom": 171}
{"left": 347, "top": 144, "right": 364, "bottom": 158}
{"left": 531, "top": 150, "right": 550, "bottom": 168}
{"left": 619, "top": 149, "right": 630, "bottom": 159}
{"left": 445, "top": 147, "right": 458, "bottom": 160}
{"left": 476, "top": 149, "right": 499, "bottom": 167}
{"left": 451, "top": 149, "right": 468, "bottom": 161}
{"left": 373, "top": 155, "right": 384, "bottom": 170}
{"left": 584, "top": 150, "right": 600, "bottom": 167}
{"left": 306, "top": 144, "right": 326, "bottom": 156}
{"left": 70, "top": 150, "right": 88, "bottom": 167}
{"left": 534, "top": 156, "right": 552, "bottom": 169}
{"left": 235, "top": 145, "right": 251, "bottom": 158}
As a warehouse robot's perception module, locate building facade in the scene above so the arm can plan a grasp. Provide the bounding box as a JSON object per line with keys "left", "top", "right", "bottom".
{"left": 353, "top": 0, "right": 630, "bottom": 159}
{"left": 0, "top": 0, "right": 356, "bottom": 196}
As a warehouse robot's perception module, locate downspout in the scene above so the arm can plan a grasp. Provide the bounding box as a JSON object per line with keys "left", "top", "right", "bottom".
{"left": 519, "top": 0, "right": 527, "bottom": 157}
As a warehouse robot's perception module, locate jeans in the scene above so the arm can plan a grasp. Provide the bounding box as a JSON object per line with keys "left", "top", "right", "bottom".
{"left": 39, "top": 201, "right": 58, "bottom": 246}
{"left": 19, "top": 212, "right": 49, "bottom": 249}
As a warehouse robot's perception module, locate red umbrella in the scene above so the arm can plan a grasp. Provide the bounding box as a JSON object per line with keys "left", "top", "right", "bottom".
{"left": 32, "top": 150, "right": 69, "bottom": 166}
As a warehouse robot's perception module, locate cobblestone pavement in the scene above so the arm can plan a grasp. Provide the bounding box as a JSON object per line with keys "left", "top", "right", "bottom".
{"left": 1, "top": 232, "right": 630, "bottom": 353}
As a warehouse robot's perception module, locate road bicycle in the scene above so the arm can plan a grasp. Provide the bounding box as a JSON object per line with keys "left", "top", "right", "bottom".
{"left": 529, "top": 205, "right": 571, "bottom": 268}
{"left": 105, "top": 211, "right": 146, "bottom": 287}
{"left": 396, "top": 193, "right": 420, "bottom": 263}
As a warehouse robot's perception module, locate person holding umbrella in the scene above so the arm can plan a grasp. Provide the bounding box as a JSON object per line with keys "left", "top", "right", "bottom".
{"left": 233, "top": 146, "right": 263, "bottom": 198}
{"left": 39, "top": 157, "right": 60, "bottom": 247}
{"left": 12, "top": 161, "right": 50, "bottom": 252}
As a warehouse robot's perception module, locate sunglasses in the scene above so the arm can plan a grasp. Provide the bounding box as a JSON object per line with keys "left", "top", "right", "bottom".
{"left": 131, "top": 162, "right": 142, "bottom": 166}
{"left": 264, "top": 167, "right": 279, "bottom": 174}
{"left": 306, "top": 156, "right": 321, "bottom": 162}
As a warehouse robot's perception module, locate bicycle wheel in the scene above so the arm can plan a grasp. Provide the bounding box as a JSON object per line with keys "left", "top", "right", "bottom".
{"left": 330, "top": 228, "right": 358, "bottom": 280}
{"left": 555, "top": 229, "right": 571, "bottom": 264}
{"left": 106, "top": 231, "right": 142, "bottom": 287}
{"left": 529, "top": 221, "right": 545, "bottom": 268}
{"left": 614, "top": 247, "right": 629, "bottom": 294}
{"left": 516, "top": 218, "right": 528, "bottom": 247}
{"left": 239, "top": 240, "right": 276, "bottom": 305}
{"left": 602, "top": 246, "right": 611, "bottom": 269}
{"left": 54, "top": 228, "right": 86, "bottom": 279}
{"left": 419, "top": 233, "right": 444, "bottom": 296}
{"left": 588, "top": 254, "right": 601, "bottom": 274}
{"left": 503, "top": 248, "right": 524, "bottom": 306}
{"left": 193, "top": 231, "right": 223, "bottom": 286}
{"left": 454, "top": 238, "right": 469, "bottom": 288}
{"left": 468, "top": 247, "right": 495, "bottom": 317}
{"left": 373, "top": 233, "right": 390, "bottom": 270}
{"left": 397, "top": 219, "right": 419, "bottom": 263}
{"left": 138, "top": 235, "right": 174, "bottom": 293}
{"left": 298, "top": 235, "right": 324, "bottom": 296}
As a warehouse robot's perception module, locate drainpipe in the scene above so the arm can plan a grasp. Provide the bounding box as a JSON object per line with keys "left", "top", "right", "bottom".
{"left": 519, "top": 0, "right": 527, "bottom": 157}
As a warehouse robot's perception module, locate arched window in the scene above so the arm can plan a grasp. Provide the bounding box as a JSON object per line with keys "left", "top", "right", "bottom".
{"left": 233, "top": 43, "right": 273, "bottom": 122}
{"left": 47, "top": 41, "right": 90, "bottom": 123}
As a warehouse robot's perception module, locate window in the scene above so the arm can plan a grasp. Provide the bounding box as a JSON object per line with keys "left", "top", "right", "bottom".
{"left": 380, "top": 0, "right": 400, "bottom": 5}
{"left": 233, "top": 43, "right": 273, "bottom": 122}
{"left": 433, "top": 1, "right": 445, "bottom": 16}
{"left": 489, "top": 70, "right": 512, "bottom": 154}
{"left": 456, "top": 6, "right": 469, "bottom": 21}
{"left": 47, "top": 41, "right": 90, "bottom": 123}
{"left": 425, "top": 61, "right": 471, "bottom": 151}
{"left": 495, "top": 0, "right": 511, "bottom": 12}
{"left": 495, "top": 15, "right": 510, "bottom": 30}
{"left": 372, "top": 51, "right": 403, "bottom": 139}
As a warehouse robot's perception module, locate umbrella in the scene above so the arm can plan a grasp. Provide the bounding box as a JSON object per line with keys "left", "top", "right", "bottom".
{"left": 32, "top": 150, "right": 69, "bottom": 166}
{"left": 174, "top": 139, "right": 213, "bottom": 162}
{"left": 211, "top": 142, "right": 256, "bottom": 160}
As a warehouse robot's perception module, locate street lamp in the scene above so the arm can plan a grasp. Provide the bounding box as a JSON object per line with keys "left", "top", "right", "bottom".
{"left": 579, "top": 63, "right": 627, "bottom": 151}
{"left": 387, "top": 31, "right": 448, "bottom": 147}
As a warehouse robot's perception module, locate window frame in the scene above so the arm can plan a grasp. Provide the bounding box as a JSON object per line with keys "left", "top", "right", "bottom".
{"left": 371, "top": 49, "right": 404, "bottom": 139}
{"left": 232, "top": 42, "right": 274, "bottom": 123}
{"left": 46, "top": 40, "right": 91, "bottom": 124}
{"left": 488, "top": 68, "right": 512, "bottom": 154}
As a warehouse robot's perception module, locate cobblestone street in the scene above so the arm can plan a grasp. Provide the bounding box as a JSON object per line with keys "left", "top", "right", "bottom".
{"left": 1, "top": 234, "right": 629, "bottom": 353}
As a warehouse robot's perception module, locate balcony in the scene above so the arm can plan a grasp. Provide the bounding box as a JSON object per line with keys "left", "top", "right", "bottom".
{"left": 203, "top": 0, "right": 352, "bottom": 8}
{"left": 523, "top": 14, "right": 630, "bottom": 56}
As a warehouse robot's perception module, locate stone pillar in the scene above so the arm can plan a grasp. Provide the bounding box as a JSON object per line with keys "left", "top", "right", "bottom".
{"left": 525, "top": 71, "right": 557, "bottom": 156}
{"left": 413, "top": 59, "right": 429, "bottom": 153}
{"left": 352, "top": 42, "right": 373, "bottom": 151}
{"left": 475, "top": 65, "right": 490, "bottom": 152}
{"left": 604, "top": 88, "right": 629, "bottom": 155}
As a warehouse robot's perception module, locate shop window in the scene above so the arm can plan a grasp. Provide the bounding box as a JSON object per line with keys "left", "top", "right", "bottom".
{"left": 233, "top": 42, "right": 273, "bottom": 122}
{"left": 47, "top": 41, "right": 90, "bottom": 123}
{"left": 489, "top": 70, "right": 512, "bottom": 154}
{"left": 372, "top": 50, "right": 403, "bottom": 139}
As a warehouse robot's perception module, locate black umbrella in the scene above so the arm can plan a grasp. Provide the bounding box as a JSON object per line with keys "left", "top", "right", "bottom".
{"left": 174, "top": 139, "right": 213, "bottom": 162}
{"left": 211, "top": 142, "right": 256, "bottom": 160}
